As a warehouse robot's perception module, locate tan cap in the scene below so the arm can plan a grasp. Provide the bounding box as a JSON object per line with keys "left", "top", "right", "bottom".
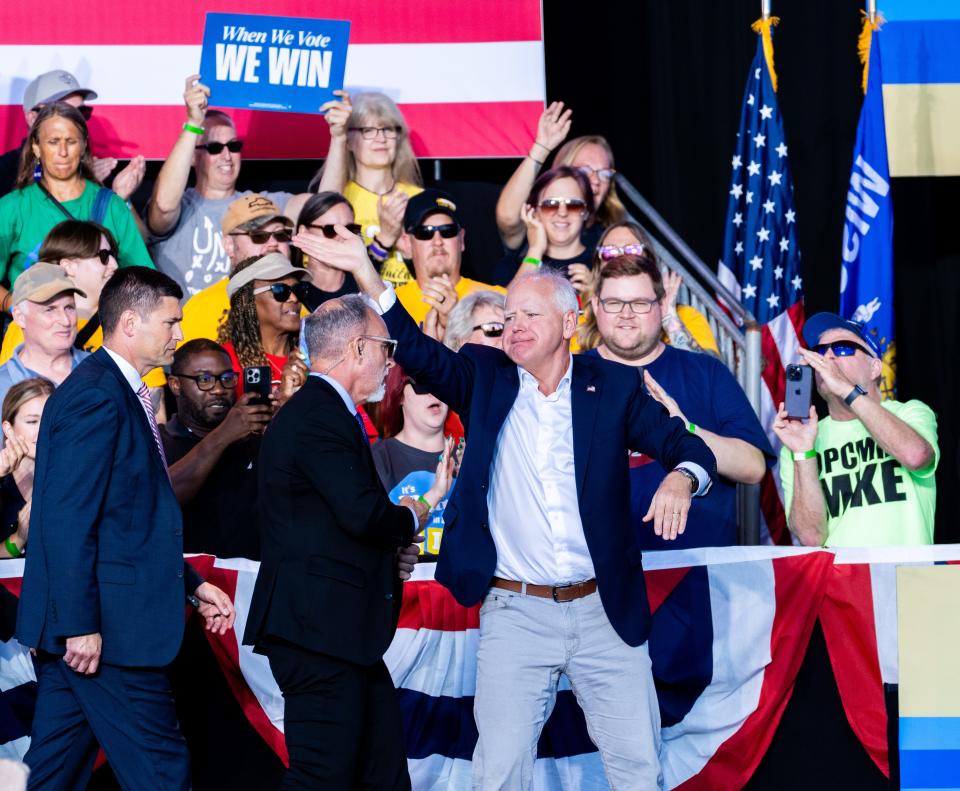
{"left": 11, "top": 263, "right": 86, "bottom": 307}
{"left": 222, "top": 194, "right": 292, "bottom": 236}
{"left": 226, "top": 253, "right": 310, "bottom": 298}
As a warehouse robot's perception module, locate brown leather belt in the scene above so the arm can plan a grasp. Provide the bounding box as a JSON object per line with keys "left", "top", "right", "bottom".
{"left": 491, "top": 576, "right": 597, "bottom": 603}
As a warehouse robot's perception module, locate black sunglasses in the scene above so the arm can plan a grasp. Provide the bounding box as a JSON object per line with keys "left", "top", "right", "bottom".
{"left": 472, "top": 321, "right": 504, "bottom": 338}
{"left": 174, "top": 371, "right": 239, "bottom": 391}
{"left": 406, "top": 378, "right": 433, "bottom": 395}
{"left": 195, "top": 139, "right": 244, "bottom": 154}
{"left": 230, "top": 229, "right": 292, "bottom": 244}
{"left": 308, "top": 223, "right": 362, "bottom": 238}
{"left": 411, "top": 222, "right": 460, "bottom": 241}
{"left": 814, "top": 340, "right": 873, "bottom": 358}
{"left": 253, "top": 282, "right": 301, "bottom": 302}
{"left": 95, "top": 248, "right": 116, "bottom": 265}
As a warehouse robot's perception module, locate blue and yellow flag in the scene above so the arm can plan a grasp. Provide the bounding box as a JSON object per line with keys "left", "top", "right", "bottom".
{"left": 840, "top": 19, "right": 895, "bottom": 398}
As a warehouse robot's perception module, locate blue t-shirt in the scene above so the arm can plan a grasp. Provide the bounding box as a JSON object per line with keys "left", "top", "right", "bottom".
{"left": 582, "top": 346, "right": 774, "bottom": 549}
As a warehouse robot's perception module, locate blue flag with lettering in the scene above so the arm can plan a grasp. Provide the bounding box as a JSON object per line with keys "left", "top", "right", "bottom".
{"left": 840, "top": 32, "right": 895, "bottom": 397}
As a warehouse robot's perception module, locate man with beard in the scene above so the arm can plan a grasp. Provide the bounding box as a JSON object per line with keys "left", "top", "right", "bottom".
{"left": 161, "top": 338, "right": 272, "bottom": 560}
{"left": 244, "top": 295, "right": 451, "bottom": 789}
{"left": 392, "top": 190, "right": 503, "bottom": 328}
{"left": 586, "top": 254, "right": 773, "bottom": 548}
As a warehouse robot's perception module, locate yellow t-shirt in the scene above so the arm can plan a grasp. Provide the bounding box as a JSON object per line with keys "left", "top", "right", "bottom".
{"left": 395, "top": 276, "right": 506, "bottom": 325}
{"left": 0, "top": 318, "right": 166, "bottom": 387}
{"left": 179, "top": 278, "right": 230, "bottom": 345}
{"left": 676, "top": 304, "right": 719, "bottom": 354}
{"left": 343, "top": 180, "right": 422, "bottom": 287}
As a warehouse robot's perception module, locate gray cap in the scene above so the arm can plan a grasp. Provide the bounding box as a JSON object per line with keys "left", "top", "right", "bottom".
{"left": 23, "top": 70, "right": 97, "bottom": 114}
{"left": 226, "top": 253, "right": 310, "bottom": 298}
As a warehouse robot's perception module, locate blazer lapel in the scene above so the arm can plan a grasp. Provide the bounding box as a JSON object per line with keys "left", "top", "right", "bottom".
{"left": 571, "top": 359, "right": 601, "bottom": 500}
{"left": 489, "top": 362, "right": 520, "bottom": 439}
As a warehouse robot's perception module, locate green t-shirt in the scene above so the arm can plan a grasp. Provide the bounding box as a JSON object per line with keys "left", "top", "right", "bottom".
{"left": 780, "top": 399, "right": 939, "bottom": 547}
{"left": 0, "top": 181, "right": 154, "bottom": 286}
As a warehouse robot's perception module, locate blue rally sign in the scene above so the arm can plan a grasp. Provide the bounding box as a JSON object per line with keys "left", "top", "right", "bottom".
{"left": 198, "top": 12, "right": 350, "bottom": 113}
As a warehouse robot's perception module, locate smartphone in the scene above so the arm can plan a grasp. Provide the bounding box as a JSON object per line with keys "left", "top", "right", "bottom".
{"left": 243, "top": 366, "right": 273, "bottom": 406}
{"left": 784, "top": 364, "right": 813, "bottom": 419}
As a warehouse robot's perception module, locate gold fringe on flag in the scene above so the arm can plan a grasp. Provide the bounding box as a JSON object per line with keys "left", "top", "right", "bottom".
{"left": 857, "top": 10, "right": 886, "bottom": 95}
{"left": 751, "top": 16, "right": 781, "bottom": 92}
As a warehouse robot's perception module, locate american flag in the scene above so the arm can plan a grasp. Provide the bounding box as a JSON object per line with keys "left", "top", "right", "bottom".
{"left": 717, "top": 30, "right": 805, "bottom": 546}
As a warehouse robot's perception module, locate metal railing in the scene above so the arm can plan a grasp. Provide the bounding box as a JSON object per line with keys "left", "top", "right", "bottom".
{"left": 615, "top": 174, "right": 764, "bottom": 545}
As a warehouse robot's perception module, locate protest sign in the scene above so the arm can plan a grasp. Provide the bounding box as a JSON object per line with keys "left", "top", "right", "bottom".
{"left": 198, "top": 12, "right": 350, "bottom": 113}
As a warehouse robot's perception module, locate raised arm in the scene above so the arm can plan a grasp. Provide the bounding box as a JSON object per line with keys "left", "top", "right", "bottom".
{"left": 147, "top": 75, "right": 209, "bottom": 236}
{"left": 495, "top": 102, "right": 572, "bottom": 249}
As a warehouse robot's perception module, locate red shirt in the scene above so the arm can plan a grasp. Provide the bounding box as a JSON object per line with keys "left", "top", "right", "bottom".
{"left": 222, "top": 342, "right": 289, "bottom": 396}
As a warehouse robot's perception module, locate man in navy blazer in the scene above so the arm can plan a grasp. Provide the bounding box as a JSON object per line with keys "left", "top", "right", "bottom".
{"left": 293, "top": 221, "right": 716, "bottom": 790}
{"left": 16, "top": 267, "right": 235, "bottom": 791}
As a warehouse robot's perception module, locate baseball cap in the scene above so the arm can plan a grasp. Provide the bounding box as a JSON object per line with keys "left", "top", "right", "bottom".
{"left": 222, "top": 194, "right": 292, "bottom": 236}
{"left": 403, "top": 189, "right": 462, "bottom": 232}
{"left": 23, "top": 70, "right": 97, "bottom": 114}
{"left": 802, "top": 312, "right": 881, "bottom": 358}
{"left": 11, "top": 263, "right": 87, "bottom": 307}
{"left": 226, "top": 253, "right": 311, "bottom": 298}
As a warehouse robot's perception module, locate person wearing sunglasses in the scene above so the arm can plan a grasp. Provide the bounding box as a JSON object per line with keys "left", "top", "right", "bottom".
{"left": 497, "top": 165, "right": 596, "bottom": 291}
{"left": 309, "top": 92, "right": 424, "bottom": 287}
{"left": 0, "top": 103, "right": 155, "bottom": 313}
{"left": 161, "top": 339, "right": 271, "bottom": 560}
{"left": 494, "top": 101, "right": 625, "bottom": 259}
{"left": 774, "top": 312, "right": 939, "bottom": 549}
{"left": 179, "top": 193, "right": 298, "bottom": 346}
{"left": 219, "top": 253, "right": 310, "bottom": 396}
{"left": 443, "top": 290, "right": 507, "bottom": 352}
{"left": 147, "top": 75, "right": 331, "bottom": 298}
{"left": 577, "top": 221, "right": 719, "bottom": 356}
{"left": 582, "top": 254, "right": 773, "bottom": 550}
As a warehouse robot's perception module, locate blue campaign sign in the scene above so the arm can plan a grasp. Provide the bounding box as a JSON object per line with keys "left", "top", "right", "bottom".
{"left": 198, "top": 12, "right": 350, "bottom": 114}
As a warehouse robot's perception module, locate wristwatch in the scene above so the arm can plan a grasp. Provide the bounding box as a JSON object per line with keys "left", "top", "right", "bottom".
{"left": 673, "top": 467, "right": 699, "bottom": 494}
{"left": 844, "top": 384, "right": 867, "bottom": 407}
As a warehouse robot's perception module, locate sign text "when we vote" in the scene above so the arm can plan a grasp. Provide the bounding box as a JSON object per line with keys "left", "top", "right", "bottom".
{"left": 216, "top": 26, "right": 335, "bottom": 87}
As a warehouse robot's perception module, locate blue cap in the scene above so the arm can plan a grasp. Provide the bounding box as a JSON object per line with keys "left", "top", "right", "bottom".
{"left": 802, "top": 312, "right": 881, "bottom": 358}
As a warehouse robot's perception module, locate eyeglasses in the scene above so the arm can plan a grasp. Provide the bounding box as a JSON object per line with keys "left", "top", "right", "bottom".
{"left": 308, "top": 223, "right": 362, "bottom": 238}
{"left": 576, "top": 166, "right": 617, "bottom": 181}
{"left": 348, "top": 126, "right": 401, "bottom": 140}
{"left": 597, "top": 297, "right": 658, "bottom": 314}
{"left": 95, "top": 248, "right": 117, "bottom": 265}
{"left": 253, "top": 282, "right": 301, "bottom": 302}
{"left": 405, "top": 378, "right": 432, "bottom": 395}
{"left": 814, "top": 340, "right": 873, "bottom": 358}
{"left": 173, "top": 371, "right": 239, "bottom": 391}
{"left": 472, "top": 321, "right": 504, "bottom": 338}
{"left": 359, "top": 334, "right": 397, "bottom": 359}
{"left": 598, "top": 243, "right": 646, "bottom": 261}
{"left": 411, "top": 222, "right": 460, "bottom": 241}
{"left": 195, "top": 139, "right": 244, "bottom": 154}
{"left": 230, "top": 229, "right": 292, "bottom": 244}
{"left": 538, "top": 197, "right": 588, "bottom": 215}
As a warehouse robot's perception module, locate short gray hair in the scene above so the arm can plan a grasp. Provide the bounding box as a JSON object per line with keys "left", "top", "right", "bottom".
{"left": 303, "top": 294, "right": 370, "bottom": 361}
{"left": 444, "top": 290, "right": 506, "bottom": 350}
{"left": 510, "top": 268, "right": 579, "bottom": 316}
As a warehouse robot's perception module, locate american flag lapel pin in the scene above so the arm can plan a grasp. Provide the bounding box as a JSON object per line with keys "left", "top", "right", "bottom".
{"left": 586, "top": 385, "right": 596, "bottom": 393}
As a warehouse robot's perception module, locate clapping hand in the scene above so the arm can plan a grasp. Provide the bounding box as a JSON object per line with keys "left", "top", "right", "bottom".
{"left": 377, "top": 191, "right": 410, "bottom": 249}
{"left": 0, "top": 425, "right": 33, "bottom": 477}
{"left": 421, "top": 275, "right": 458, "bottom": 326}
{"left": 111, "top": 155, "right": 147, "bottom": 201}
{"left": 292, "top": 225, "right": 368, "bottom": 274}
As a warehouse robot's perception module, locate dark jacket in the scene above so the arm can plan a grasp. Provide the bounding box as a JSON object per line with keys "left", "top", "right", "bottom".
{"left": 382, "top": 299, "right": 716, "bottom": 647}
{"left": 16, "top": 348, "right": 202, "bottom": 666}
{"left": 242, "top": 376, "right": 415, "bottom": 666}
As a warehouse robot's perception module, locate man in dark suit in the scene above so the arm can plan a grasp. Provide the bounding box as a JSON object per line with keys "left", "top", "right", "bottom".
{"left": 16, "top": 267, "right": 236, "bottom": 791}
{"left": 244, "top": 294, "right": 449, "bottom": 789}
{"left": 293, "top": 221, "right": 717, "bottom": 790}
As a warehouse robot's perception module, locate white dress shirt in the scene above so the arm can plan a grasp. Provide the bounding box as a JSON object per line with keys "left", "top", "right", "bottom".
{"left": 104, "top": 346, "right": 153, "bottom": 427}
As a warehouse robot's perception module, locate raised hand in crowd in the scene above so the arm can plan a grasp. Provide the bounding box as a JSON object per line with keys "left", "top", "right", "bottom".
{"left": 536, "top": 101, "right": 574, "bottom": 156}
{"left": 277, "top": 350, "right": 309, "bottom": 406}
{"left": 659, "top": 268, "right": 705, "bottom": 353}
{"left": 772, "top": 398, "right": 819, "bottom": 454}
{"left": 193, "top": 580, "right": 237, "bottom": 635}
{"left": 0, "top": 428, "right": 32, "bottom": 478}
{"left": 110, "top": 154, "right": 147, "bottom": 202}
{"left": 184, "top": 73, "right": 211, "bottom": 126}
{"left": 420, "top": 274, "right": 458, "bottom": 334}
{"left": 321, "top": 89, "right": 352, "bottom": 140}
{"left": 422, "top": 308, "right": 441, "bottom": 341}
{"left": 377, "top": 189, "right": 411, "bottom": 250}
{"left": 92, "top": 157, "right": 119, "bottom": 184}
{"left": 567, "top": 262, "right": 594, "bottom": 295}
{"left": 399, "top": 435, "right": 456, "bottom": 531}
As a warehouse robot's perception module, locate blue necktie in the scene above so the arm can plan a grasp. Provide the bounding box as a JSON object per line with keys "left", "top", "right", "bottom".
{"left": 354, "top": 411, "right": 370, "bottom": 444}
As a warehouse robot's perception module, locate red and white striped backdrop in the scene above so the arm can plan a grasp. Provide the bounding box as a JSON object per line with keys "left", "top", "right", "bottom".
{"left": 0, "top": 1, "right": 545, "bottom": 159}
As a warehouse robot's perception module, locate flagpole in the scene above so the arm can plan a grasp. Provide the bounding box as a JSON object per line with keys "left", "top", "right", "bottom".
{"left": 867, "top": 0, "right": 877, "bottom": 24}
{"left": 761, "top": 0, "right": 771, "bottom": 20}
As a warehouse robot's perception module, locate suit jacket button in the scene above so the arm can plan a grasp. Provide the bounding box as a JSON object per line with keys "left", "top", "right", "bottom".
{"left": 177, "top": 569, "right": 184, "bottom": 578}
{"left": 385, "top": 593, "right": 393, "bottom": 600}
{"left": 174, "top": 529, "right": 183, "bottom": 537}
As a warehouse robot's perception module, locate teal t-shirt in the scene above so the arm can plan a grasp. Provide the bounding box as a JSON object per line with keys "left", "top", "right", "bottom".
{"left": 780, "top": 399, "right": 939, "bottom": 547}
{"left": 0, "top": 181, "right": 154, "bottom": 286}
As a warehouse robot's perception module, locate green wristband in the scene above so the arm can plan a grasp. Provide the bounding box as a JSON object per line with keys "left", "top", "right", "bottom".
{"left": 792, "top": 449, "right": 817, "bottom": 461}
{"left": 522, "top": 256, "right": 542, "bottom": 267}
{"left": 417, "top": 494, "right": 433, "bottom": 510}
{"left": 4, "top": 536, "right": 22, "bottom": 558}
{"left": 183, "top": 122, "right": 204, "bottom": 135}
{"left": 687, "top": 422, "right": 697, "bottom": 434}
